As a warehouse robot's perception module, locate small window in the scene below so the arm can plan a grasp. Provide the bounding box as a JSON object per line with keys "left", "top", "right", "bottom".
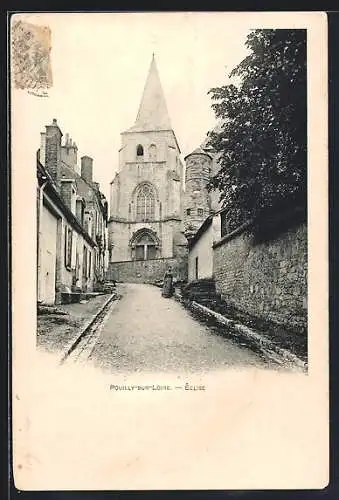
{"left": 64, "top": 226, "right": 72, "bottom": 269}
{"left": 197, "top": 208, "right": 203, "bottom": 216}
{"left": 83, "top": 246, "right": 88, "bottom": 278}
{"left": 136, "top": 144, "right": 144, "bottom": 157}
{"left": 186, "top": 208, "right": 191, "bottom": 216}
{"left": 75, "top": 252, "right": 80, "bottom": 279}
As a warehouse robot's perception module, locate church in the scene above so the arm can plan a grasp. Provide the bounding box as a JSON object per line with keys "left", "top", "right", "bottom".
{"left": 107, "top": 55, "right": 188, "bottom": 283}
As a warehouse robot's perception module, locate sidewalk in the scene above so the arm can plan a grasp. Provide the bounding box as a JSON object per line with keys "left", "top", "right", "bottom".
{"left": 37, "top": 294, "right": 113, "bottom": 355}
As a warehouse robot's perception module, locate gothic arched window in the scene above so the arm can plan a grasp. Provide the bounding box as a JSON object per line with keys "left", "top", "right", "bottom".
{"left": 136, "top": 183, "right": 155, "bottom": 221}
{"left": 149, "top": 144, "right": 157, "bottom": 161}
{"left": 136, "top": 144, "right": 144, "bottom": 158}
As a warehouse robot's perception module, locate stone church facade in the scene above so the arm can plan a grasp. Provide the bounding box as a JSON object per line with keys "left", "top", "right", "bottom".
{"left": 107, "top": 56, "right": 188, "bottom": 283}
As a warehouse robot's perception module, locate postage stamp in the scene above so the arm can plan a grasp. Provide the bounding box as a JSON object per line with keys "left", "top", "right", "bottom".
{"left": 11, "top": 19, "right": 53, "bottom": 96}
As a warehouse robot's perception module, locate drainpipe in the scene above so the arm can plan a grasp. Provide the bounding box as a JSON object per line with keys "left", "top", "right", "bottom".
{"left": 37, "top": 180, "right": 48, "bottom": 302}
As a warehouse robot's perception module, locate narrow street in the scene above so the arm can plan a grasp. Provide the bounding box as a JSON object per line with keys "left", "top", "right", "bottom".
{"left": 87, "top": 283, "right": 266, "bottom": 372}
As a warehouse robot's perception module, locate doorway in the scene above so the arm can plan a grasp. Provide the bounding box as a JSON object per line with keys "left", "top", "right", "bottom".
{"left": 133, "top": 231, "right": 158, "bottom": 261}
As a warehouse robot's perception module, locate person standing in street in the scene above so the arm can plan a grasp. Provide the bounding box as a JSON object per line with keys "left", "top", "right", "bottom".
{"left": 162, "top": 267, "right": 174, "bottom": 298}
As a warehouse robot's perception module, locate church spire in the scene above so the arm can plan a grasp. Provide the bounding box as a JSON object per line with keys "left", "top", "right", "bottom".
{"left": 130, "top": 55, "right": 172, "bottom": 132}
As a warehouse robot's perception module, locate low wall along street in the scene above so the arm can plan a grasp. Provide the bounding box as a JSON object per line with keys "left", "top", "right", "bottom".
{"left": 106, "top": 257, "right": 188, "bottom": 283}
{"left": 213, "top": 217, "right": 307, "bottom": 334}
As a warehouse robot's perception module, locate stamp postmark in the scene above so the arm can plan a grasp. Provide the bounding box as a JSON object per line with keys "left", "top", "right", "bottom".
{"left": 11, "top": 19, "right": 53, "bottom": 96}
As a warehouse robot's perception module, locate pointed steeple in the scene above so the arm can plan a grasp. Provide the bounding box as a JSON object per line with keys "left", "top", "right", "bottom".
{"left": 128, "top": 55, "right": 172, "bottom": 132}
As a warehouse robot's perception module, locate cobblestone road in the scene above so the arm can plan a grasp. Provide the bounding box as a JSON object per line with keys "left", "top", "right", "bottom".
{"left": 88, "top": 284, "right": 266, "bottom": 372}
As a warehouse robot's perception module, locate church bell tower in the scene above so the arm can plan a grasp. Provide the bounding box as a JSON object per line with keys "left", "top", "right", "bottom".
{"left": 107, "top": 55, "right": 187, "bottom": 282}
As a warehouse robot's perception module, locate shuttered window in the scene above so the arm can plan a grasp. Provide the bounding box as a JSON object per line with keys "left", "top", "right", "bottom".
{"left": 64, "top": 226, "right": 72, "bottom": 269}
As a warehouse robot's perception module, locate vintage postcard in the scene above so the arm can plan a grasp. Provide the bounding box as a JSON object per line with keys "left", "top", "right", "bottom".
{"left": 11, "top": 11, "right": 328, "bottom": 490}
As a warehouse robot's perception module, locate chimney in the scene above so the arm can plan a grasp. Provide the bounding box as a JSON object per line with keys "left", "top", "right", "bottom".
{"left": 61, "top": 134, "right": 78, "bottom": 170}
{"left": 45, "top": 118, "right": 63, "bottom": 180}
{"left": 40, "top": 132, "right": 46, "bottom": 166}
{"left": 81, "top": 156, "right": 93, "bottom": 184}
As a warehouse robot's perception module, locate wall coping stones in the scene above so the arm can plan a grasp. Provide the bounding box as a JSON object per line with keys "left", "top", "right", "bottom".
{"left": 213, "top": 219, "right": 253, "bottom": 249}
{"left": 109, "top": 256, "right": 181, "bottom": 265}
{"left": 212, "top": 203, "right": 306, "bottom": 250}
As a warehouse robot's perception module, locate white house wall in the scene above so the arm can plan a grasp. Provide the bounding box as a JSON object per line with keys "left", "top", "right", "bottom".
{"left": 40, "top": 204, "right": 58, "bottom": 304}
{"left": 188, "top": 224, "right": 213, "bottom": 282}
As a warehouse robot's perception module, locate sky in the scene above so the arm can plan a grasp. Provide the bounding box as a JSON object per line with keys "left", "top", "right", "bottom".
{"left": 12, "top": 12, "right": 320, "bottom": 202}
{"left": 12, "top": 12, "right": 255, "bottom": 201}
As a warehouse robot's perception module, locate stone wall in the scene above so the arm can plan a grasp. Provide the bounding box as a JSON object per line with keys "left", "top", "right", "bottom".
{"left": 183, "top": 152, "right": 212, "bottom": 237}
{"left": 106, "top": 257, "right": 187, "bottom": 283}
{"left": 213, "top": 221, "right": 307, "bottom": 332}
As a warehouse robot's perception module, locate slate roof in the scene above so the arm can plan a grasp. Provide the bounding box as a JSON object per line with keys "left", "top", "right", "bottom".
{"left": 124, "top": 55, "right": 172, "bottom": 133}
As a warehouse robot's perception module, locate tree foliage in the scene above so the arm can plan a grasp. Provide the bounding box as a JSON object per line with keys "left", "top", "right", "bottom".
{"left": 207, "top": 29, "right": 307, "bottom": 230}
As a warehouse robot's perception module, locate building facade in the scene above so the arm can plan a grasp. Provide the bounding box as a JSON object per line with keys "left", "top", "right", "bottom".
{"left": 187, "top": 214, "right": 222, "bottom": 282}
{"left": 37, "top": 119, "right": 108, "bottom": 304}
{"left": 107, "top": 55, "right": 188, "bottom": 283}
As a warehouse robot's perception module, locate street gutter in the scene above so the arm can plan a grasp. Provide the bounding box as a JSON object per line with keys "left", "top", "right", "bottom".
{"left": 59, "top": 292, "right": 117, "bottom": 365}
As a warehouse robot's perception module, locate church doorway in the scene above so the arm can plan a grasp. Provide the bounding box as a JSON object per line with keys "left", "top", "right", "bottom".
{"left": 131, "top": 229, "right": 159, "bottom": 261}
